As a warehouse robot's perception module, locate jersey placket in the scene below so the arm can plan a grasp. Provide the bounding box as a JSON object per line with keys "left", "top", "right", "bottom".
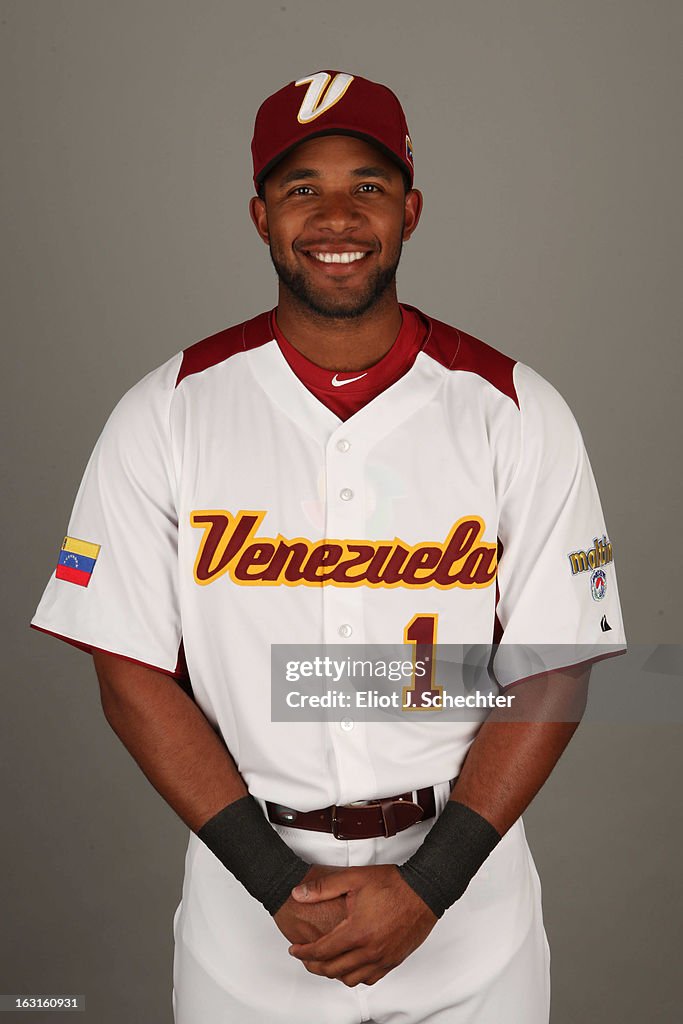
{"left": 322, "top": 423, "right": 378, "bottom": 805}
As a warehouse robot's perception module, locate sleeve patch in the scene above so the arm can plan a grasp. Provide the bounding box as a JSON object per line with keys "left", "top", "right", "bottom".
{"left": 567, "top": 535, "right": 613, "bottom": 576}
{"left": 55, "top": 535, "right": 101, "bottom": 587}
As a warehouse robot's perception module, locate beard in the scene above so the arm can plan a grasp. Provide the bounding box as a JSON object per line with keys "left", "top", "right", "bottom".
{"left": 268, "top": 236, "right": 403, "bottom": 320}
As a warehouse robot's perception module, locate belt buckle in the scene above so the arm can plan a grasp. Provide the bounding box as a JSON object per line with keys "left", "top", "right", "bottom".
{"left": 331, "top": 804, "right": 343, "bottom": 840}
{"left": 331, "top": 800, "right": 393, "bottom": 840}
{"left": 331, "top": 803, "right": 366, "bottom": 840}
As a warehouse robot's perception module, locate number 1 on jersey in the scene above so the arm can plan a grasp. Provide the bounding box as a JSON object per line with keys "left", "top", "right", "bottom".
{"left": 402, "top": 614, "right": 443, "bottom": 711}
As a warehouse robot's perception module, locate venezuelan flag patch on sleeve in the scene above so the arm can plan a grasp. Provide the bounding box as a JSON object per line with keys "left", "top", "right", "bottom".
{"left": 55, "top": 536, "right": 101, "bottom": 587}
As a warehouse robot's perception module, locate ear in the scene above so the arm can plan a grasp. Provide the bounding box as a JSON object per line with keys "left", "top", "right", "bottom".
{"left": 402, "top": 189, "right": 424, "bottom": 241}
{"left": 249, "top": 195, "right": 270, "bottom": 245}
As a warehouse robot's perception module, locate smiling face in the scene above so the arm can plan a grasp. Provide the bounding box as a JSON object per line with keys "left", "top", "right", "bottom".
{"left": 249, "top": 135, "right": 422, "bottom": 320}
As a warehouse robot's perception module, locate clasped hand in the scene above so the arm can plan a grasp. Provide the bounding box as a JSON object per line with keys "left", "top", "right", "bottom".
{"left": 273, "top": 863, "right": 437, "bottom": 987}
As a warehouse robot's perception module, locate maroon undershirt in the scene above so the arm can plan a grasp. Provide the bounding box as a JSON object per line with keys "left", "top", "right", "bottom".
{"left": 270, "top": 305, "right": 429, "bottom": 421}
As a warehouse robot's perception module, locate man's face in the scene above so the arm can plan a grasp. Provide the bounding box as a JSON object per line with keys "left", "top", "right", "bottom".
{"left": 250, "top": 135, "right": 422, "bottom": 319}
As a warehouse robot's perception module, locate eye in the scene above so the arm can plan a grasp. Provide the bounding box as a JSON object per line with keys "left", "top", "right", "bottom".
{"left": 289, "top": 185, "right": 316, "bottom": 196}
{"left": 357, "top": 183, "right": 382, "bottom": 193}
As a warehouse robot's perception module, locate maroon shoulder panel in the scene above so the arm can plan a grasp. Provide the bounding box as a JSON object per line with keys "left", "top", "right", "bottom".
{"left": 175, "top": 310, "right": 274, "bottom": 388}
{"left": 417, "top": 309, "right": 519, "bottom": 408}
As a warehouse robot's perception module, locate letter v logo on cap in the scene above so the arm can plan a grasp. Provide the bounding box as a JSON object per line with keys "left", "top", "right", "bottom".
{"left": 295, "top": 72, "right": 354, "bottom": 124}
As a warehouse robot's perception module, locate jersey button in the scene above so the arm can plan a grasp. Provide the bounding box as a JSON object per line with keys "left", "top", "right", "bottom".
{"left": 340, "top": 718, "right": 354, "bottom": 732}
{"left": 338, "top": 623, "right": 353, "bottom": 638}
{"left": 340, "top": 488, "right": 354, "bottom": 501}
{"left": 336, "top": 439, "right": 351, "bottom": 453}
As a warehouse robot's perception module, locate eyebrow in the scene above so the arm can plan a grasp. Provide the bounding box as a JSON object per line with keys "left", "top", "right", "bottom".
{"left": 277, "top": 167, "right": 321, "bottom": 187}
{"left": 351, "top": 165, "right": 392, "bottom": 181}
{"left": 276, "top": 164, "right": 394, "bottom": 188}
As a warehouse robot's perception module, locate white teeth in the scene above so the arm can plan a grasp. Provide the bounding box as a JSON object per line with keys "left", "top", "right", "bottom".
{"left": 312, "top": 251, "right": 366, "bottom": 264}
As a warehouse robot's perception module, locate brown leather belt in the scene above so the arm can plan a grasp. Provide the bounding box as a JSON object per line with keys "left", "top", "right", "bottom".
{"left": 266, "top": 779, "right": 456, "bottom": 841}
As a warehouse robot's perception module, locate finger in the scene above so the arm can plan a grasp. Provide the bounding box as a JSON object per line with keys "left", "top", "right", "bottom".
{"left": 339, "top": 965, "right": 390, "bottom": 988}
{"left": 289, "top": 920, "right": 359, "bottom": 961}
{"left": 299, "top": 947, "right": 379, "bottom": 980}
{"left": 291, "top": 869, "right": 360, "bottom": 903}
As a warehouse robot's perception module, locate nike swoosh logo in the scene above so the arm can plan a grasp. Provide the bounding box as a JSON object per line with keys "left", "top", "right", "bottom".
{"left": 331, "top": 373, "right": 368, "bottom": 387}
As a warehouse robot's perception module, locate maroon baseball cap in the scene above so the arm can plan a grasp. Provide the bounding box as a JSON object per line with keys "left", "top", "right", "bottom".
{"left": 251, "top": 71, "right": 414, "bottom": 190}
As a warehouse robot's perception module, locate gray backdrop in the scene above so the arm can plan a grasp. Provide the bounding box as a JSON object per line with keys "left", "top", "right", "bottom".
{"left": 2, "top": 1, "right": 681, "bottom": 1021}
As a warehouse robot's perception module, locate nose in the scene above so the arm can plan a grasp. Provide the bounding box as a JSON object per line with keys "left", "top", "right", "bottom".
{"left": 309, "top": 190, "right": 363, "bottom": 233}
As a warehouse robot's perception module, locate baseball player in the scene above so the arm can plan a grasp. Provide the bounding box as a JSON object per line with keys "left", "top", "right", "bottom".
{"left": 31, "top": 71, "right": 626, "bottom": 1023}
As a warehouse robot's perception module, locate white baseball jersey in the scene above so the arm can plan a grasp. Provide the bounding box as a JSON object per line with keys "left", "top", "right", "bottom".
{"left": 31, "top": 307, "right": 625, "bottom": 1023}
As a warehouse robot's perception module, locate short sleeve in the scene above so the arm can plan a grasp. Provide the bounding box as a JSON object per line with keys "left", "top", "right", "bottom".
{"left": 493, "top": 363, "right": 626, "bottom": 687}
{"left": 30, "top": 352, "right": 185, "bottom": 677}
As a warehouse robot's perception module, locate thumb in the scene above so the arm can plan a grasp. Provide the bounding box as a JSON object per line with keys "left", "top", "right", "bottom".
{"left": 291, "top": 870, "right": 356, "bottom": 903}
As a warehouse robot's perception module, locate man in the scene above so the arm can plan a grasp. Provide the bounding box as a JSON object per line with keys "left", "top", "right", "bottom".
{"left": 31, "top": 71, "right": 626, "bottom": 1023}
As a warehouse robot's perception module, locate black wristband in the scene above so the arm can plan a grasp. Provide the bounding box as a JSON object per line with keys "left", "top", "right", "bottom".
{"left": 397, "top": 800, "right": 502, "bottom": 919}
{"left": 196, "top": 795, "right": 310, "bottom": 915}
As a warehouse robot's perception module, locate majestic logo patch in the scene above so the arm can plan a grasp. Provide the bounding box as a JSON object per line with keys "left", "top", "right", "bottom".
{"left": 295, "top": 72, "right": 354, "bottom": 124}
{"left": 55, "top": 535, "right": 101, "bottom": 587}
{"left": 568, "top": 535, "right": 613, "bottom": 575}
{"left": 190, "top": 510, "right": 498, "bottom": 590}
{"left": 600, "top": 614, "right": 612, "bottom": 631}
{"left": 591, "top": 569, "right": 607, "bottom": 601}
